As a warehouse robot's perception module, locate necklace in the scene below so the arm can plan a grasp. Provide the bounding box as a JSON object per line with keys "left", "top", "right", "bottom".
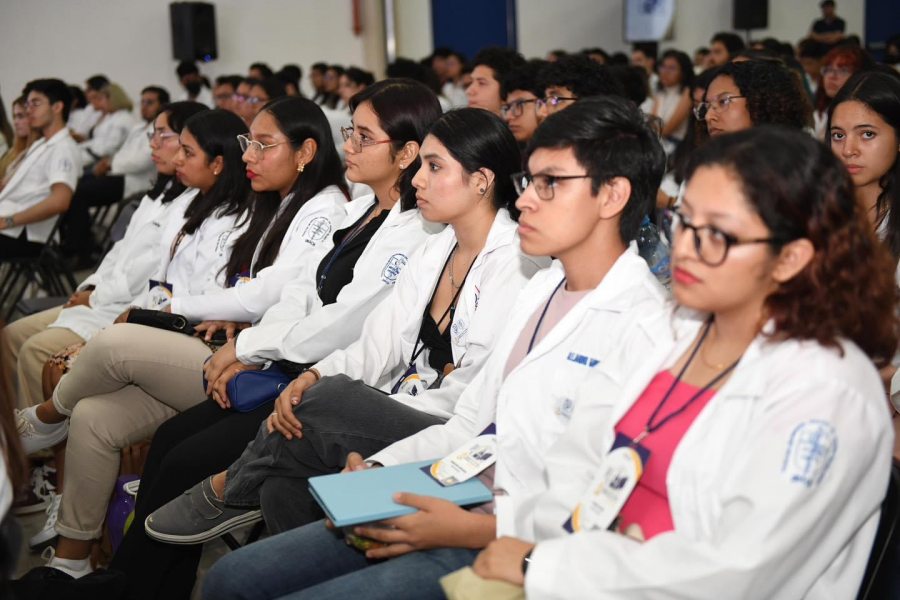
{"left": 699, "top": 324, "right": 732, "bottom": 371}
{"left": 448, "top": 246, "right": 463, "bottom": 289}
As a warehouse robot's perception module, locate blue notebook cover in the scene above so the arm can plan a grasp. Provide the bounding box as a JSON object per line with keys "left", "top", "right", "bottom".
{"left": 308, "top": 459, "right": 493, "bottom": 527}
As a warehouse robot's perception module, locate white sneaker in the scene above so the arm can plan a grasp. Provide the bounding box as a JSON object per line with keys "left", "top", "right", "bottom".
{"left": 16, "top": 406, "right": 69, "bottom": 454}
{"left": 29, "top": 492, "right": 61, "bottom": 549}
{"left": 41, "top": 546, "right": 93, "bottom": 579}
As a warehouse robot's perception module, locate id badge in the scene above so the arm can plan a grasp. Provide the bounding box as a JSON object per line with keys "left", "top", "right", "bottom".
{"left": 390, "top": 363, "right": 425, "bottom": 396}
{"left": 424, "top": 424, "right": 497, "bottom": 486}
{"left": 228, "top": 271, "right": 253, "bottom": 288}
{"left": 563, "top": 433, "right": 650, "bottom": 533}
{"left": 147, "top": 280, "right": 174, "bottom": 309}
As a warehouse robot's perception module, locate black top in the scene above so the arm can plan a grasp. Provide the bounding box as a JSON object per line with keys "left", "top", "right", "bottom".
{"left": 812, "top": 17, "right": 845, "bottom": 33}
{"left": 418, "top": 307, "right": 453, "bottom": 371}
{"left": 314, "top": 207, "right": 389, "bottom": 305}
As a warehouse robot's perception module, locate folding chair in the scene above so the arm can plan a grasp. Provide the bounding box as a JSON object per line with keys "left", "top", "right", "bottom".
{"left": 0, "top": 220, "right": 77, "bottom": 322}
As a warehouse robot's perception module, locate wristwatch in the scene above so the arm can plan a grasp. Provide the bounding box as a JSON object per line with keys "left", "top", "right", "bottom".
{"left": 1, "top": 216, "right": 14, "bottom": 229}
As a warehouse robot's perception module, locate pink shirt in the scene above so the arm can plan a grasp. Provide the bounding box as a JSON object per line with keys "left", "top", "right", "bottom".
{"left": 503, "top": 284, "right": 590, "bottom": 378}
{"left": 613, "top": 371, "right": 716, "bottom": 541}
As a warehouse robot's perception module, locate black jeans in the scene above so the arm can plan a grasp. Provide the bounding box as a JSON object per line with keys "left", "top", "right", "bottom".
{"left": 0, "top": 230, "right": 44, "bottom": 259}
{"left": 109, "top": 399, "right": 273, "bottom": 600}
{"left": 223, "top": 374, "right": 447, "bottom": 534}
{"left": 60, "top": 173, "right": 124, "bottom": 258}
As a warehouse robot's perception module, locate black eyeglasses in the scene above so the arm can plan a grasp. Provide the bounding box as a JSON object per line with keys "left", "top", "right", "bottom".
{"left": 662, "top": 207, "right": 784, "bottom": 266}
{"left": 501, "top": 98, "right": 537, "bottom": 118}
{"left": 512, "top": 171, "right": 591, "bottom": 201}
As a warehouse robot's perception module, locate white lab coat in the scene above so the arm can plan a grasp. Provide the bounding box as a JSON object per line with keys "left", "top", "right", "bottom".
{"left": 0, "top": 127, "right": 81, "bottom": 243}
{"left": 109, "top": 121, "right": 155, "bottom": 197}
{"left": 314, "top": 209, "right": 548, "bottom": 419}
{"left": 235, "top": 194, "right": 442, "bottom": 365}
{"left": 68, "top": 106, "right": 103, "bottom": 140}
{"left": 130, "top": 199, "right": 248, "bottom": 309}
{"left": 47, "top": 186, "right": 199, "bottom": 340}
{"left": 79, "top": 109, "right": 137, "bottom": 164}
{"left": 369, "top": 247, "right": 669, "bottom": 474}
{"left": 170, "top": 186, "right": 347, "bottom": 323}
{"left": 522, "top": 311, "right": 892, "bottom": 600}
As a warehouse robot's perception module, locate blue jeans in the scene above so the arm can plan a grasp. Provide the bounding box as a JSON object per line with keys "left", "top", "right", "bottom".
{"left": 202, "top": 519, "right": 478, "bottom": 600}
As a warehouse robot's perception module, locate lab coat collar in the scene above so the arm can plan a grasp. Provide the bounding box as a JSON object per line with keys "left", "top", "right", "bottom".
{"left": 509, "top": 244, "right": 665, "bottom": 376}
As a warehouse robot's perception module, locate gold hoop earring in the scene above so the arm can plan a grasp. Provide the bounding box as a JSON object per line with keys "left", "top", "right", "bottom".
{"left": 297, "top": 163, "right": 305, "bottom": 173}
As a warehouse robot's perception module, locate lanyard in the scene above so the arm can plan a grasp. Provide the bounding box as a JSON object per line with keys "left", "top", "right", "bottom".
{"left": 527, "top": 278, "right": 566, "bottom": 353}
{"left": 317, "top": 201, "right": 378, "bottom": 293}
{"left": 632, "top": 318, "right": 740, "bottom": 445}
{"left": 406, "top": 244, "right": 474, "bottom": 367}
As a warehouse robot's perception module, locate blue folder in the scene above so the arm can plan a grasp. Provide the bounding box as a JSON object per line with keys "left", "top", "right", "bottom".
{"left": 308, "top": 459, "right": 493, "bottom": 527}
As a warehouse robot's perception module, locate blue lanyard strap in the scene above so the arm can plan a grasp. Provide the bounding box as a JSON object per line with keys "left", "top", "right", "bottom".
{"left": 635, "top": 318, "right": 740, "bottom": 444}
{"left": 317, "top": 202, "right": 378, "bottom": 293}
{"left": 527, "top": 278, "right": 566, "bottom": 354}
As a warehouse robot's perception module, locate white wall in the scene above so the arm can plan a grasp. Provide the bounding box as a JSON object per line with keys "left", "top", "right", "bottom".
{"left": 516, "top": 0, "right": 865, "bottom": 60}
{"left": 0, "top": 0, "right": 373, "bottom": 112}
{"left": 395, "top": 0, "right": 433, "bottom": 60}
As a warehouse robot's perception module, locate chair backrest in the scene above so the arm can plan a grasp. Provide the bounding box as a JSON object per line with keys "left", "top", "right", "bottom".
{"left": 856, "top": 460, "right": 900, "bottom": 599}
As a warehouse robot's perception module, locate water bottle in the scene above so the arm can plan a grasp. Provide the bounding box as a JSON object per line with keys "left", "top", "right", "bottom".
{"left": 637, "top": 215, "right": 671, "bottom": 289}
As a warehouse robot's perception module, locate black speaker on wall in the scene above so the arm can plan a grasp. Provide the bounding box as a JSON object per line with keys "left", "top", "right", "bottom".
{"left": 733, "top": 0, "right": 768, "bottom": 30}
{"left": 170, "top": 2, "right": 217, "bottom": 62}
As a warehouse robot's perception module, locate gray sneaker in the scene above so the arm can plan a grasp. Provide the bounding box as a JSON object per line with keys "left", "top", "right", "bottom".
{"left": 144, "top": 477, "right": 262, "bottom": 545}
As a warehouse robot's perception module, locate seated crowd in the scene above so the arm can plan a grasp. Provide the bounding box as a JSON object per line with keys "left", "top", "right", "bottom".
{"left": 0, "top": 18, "right": 899, "bottom": 600}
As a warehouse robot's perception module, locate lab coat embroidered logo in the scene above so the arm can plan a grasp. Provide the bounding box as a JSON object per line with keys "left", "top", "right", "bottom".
{"left": 303, "top": 217, "right": 332, "bottom": 246}
{"left": 381, "top": 253, "right": 408, "bottom": 284}
{"left": 782, "top": 420, "right": 837, "bottom": 488}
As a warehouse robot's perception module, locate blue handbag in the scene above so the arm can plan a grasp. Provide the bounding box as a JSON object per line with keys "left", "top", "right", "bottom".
{"left": 228, "top": 367, "right": 293, "bottom": 412}
{"left": 203, "top": 364, "right": 293, "bottom": 413}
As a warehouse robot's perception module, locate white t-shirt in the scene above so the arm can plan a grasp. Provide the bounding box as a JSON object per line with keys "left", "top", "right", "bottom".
{"left": 0, "top": 127, "right": 82, "bottom": 243}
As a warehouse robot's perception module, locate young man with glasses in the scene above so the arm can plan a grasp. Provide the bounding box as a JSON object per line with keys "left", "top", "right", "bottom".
{"left": 0, "top": 78, "right": 81, "bottom": 259}
{"left": 500, "top": 60, "right": 548, "bottom": 145}
{"left": 535, "top": 54, "right": 625, "bottom": 120}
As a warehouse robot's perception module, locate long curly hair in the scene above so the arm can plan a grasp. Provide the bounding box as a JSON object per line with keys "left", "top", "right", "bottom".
{"left": 713, "top": 60, "right": 812, "bottom": 130}
{"left": 686, "top": 126, "right": 899, "bottom": 365}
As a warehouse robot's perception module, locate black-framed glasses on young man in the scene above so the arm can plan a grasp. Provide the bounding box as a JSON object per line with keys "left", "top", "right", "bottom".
{"left": 501, "top": 98, "right": 537, "bottom": 118}
{"left": 340, "top": 126, "right": 395, "bottom": 153}
{"left": 534, "top": 95, "right": 578, "bottom": 113}
{"left": 511, "top": 171, "right": 591, "bottom": 201}
{"left": 692, "top": 95, "right": 746, "bottom": 120}
{"left": 661, "top": 207, "right": 784, "bottom": 266}
{"left": 237, "top": 134, "right": 289, "bottom": 159}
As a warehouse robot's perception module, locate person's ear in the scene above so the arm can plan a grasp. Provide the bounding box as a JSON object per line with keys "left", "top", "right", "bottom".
{"left": 294, "top": 138, "right": 318, "bottom": 170}
{"left": 772, "top": 238, "right": 815, "bottom": 283}
{"left": 596, "top": 176, "right": 631, "bottom": 220}
{"left": 209, "top": 155, "right": 224, "bottom": 176}
{"left": 396, "top": 141, "right": 420, "bottom": 170}
{"left": 473, "top": 168, "right": 496, "bottom": 196}
{"left": 51, "top": 100, "right": 64, "bottom": 118}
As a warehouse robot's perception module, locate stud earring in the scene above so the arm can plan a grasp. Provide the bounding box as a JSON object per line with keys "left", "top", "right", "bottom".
{"left": 399, "top": 163, "right": 406, "bottom": 169}
{"left": 479, "top": 188, "right": 486, "bottom": 194}
{"left": 297, "top": 163, "right": 305, "bottom": 173}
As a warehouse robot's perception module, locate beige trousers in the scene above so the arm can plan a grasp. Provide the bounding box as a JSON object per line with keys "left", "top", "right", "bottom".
{"left": 0, "top": 307, "right": 83, "bottom": 410}
{"left": 51, "top": 323, "right": 213, "bottom": 539}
